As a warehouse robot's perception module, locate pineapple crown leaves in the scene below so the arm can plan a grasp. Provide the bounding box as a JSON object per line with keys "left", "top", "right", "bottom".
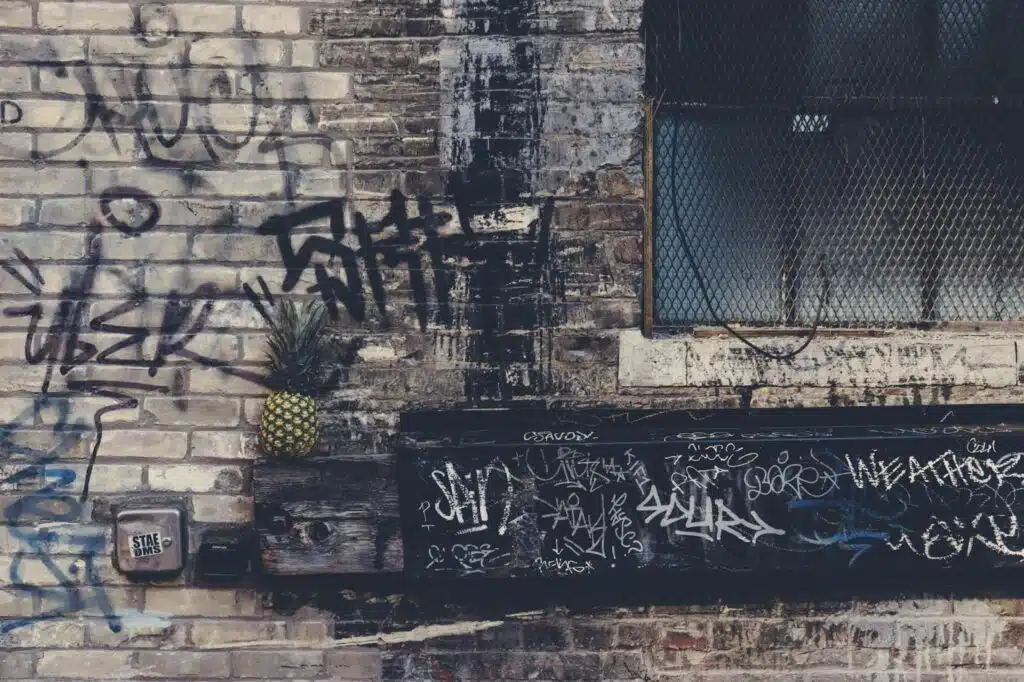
{"left": 263, "top": 298, "right": 340, "bottom": 397}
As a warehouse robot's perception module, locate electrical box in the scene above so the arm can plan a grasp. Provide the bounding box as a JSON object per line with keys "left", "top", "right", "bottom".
{"left": 114, "top": 507, "right": 186, "bottom": 576}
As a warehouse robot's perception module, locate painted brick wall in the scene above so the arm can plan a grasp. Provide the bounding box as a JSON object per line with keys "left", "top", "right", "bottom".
{"left": 1, "top": 0, "right": 1023, "bottom": 680}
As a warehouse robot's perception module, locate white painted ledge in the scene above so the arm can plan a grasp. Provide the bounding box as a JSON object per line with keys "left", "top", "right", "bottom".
{"left": 617, "top": 329, "right": 1021, "bottom": 388}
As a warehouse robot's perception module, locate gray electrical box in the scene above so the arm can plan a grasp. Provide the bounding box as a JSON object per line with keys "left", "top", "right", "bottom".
{"left": 114, "top": 507, "right": 186, "bottom": 576}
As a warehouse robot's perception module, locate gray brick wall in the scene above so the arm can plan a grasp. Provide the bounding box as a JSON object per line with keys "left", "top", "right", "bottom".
{"left": 0, "top": 0, "right": 1022, "bottom": 680}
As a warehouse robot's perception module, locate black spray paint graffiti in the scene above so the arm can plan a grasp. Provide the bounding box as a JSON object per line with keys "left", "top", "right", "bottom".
{"left": 0, "top": 100, "right": 22, "bottom": 125}
{"left": 1, "top": 193, "right": 265, "bottom": 500}
{"left": 256, "top": 189, "right": 560, "bottom": 402}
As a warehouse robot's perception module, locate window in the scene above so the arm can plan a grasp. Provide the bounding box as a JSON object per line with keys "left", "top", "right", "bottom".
{"left": 644, "top": 0, "right": 1024, "bottom": 329}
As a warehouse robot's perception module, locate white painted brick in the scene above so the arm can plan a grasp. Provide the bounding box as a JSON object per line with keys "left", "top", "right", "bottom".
{"left": 206, "top": 300, "right": 269, "bottom": 330}
{"left": 243, "top": 5, "right": 302, "bottom": 34}
{"left": 191, "top": 494, "right": 254, "bottom": 523}
{"left": 143, "top": 396, "right": 241, "bottom": 426}
{"left": 0, "top": 133, "right": 32, "bottom": 160}
{"left": 37, "top": 132, "right": 135, "bottom": 163}
{"left": 34, "top": 396, "right": 140, "bottom": 426}
{"left": 6, "top": 99, "right": 88, "bottom": 131}
{"left": 86, "top": 617, "right": 187, "bottom": 648}
{"left": 192, "top": 234, "right": 281, "bottom": 262}
{"left": 133, "top": 651, "right": 231, "bottom": 678}
{"left": 0, "top": 230, "right": 85, "bottom": 258}
{"left": 100, "top": 232, "right": 191, "bottom": 261}
{"left": 0, "top": 589, "right": 33, "bottom": 617}
{"left": 191, "top": 431, "right": 250, "bottom": 460}
{"left": 0, "top": 198, "right": 34, "bottom": 226}
{"left": 241, "top": 71, "right": 353, "bottom": 100}
{"left": 143, "top": 265, "right": 239, "bottom": 294}
{"left": 39, "top": 66, "right": 235, "bottom": 99}
{"left": 189, "top": 366, "right": 269, "bottom": 395}
{"left": 161, "top": 4, "right": 236, "bottom": 33}
{"left": 0, "top": 2, "right": 31, "bottom": 28}
{"left": 38, "top": 650, "right": 135, "bottom": 679}
{"left": 190, "top": 38, "right": 286, "bottom": 66}
{"left": 0, "top": 35, "right": 86, "bottom": 64}
{"left": 145, "top": 587, "right": 244, "bottom": 616}
{"left": 90, "top": 168, "right": 189, "bottom": 197}
{"left": 292, "top": 40, "right": 318, "bottom": 67}
{"left": 98, "top": 430, "right": 189, "bottom": 459}
{"left": 0, "top": 168, "right": 86, "bottom": 196}
{"left": 147, "top": 463, "right": 245, "bottom": 493}
{"left": 0, "top": 617, "right": 85, "bottom": 647}
{"left": 190, "top": 619, "right": 284, "bottom": 647}
{"left": 39, "top": 3, "right": 135, "bottom": 31}
{"left": 89, "top": 36, "right": 187, "bottom": 65}
{"left": 191, "top": 170, "right": 288, "bottom": 197}
{"left": 0, "top": 66, "right": 31, "bottom": 91}
{"left": 52, "top": 463, "right": 144, "bottom": 493}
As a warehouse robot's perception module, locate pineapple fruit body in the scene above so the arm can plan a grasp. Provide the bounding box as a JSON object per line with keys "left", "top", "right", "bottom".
{"left": 259, "top": 391, "right": 319, "bottom": 457}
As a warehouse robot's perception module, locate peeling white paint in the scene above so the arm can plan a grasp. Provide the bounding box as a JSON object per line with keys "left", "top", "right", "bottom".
{"left": 619, "top": 329, "right": 1023, "bottom": 388}
{"left": 202, "top": 620, "right": 507, "bottom": 650}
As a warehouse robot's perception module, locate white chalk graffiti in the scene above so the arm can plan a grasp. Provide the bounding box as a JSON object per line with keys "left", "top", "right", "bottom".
{"left": 742, "top": 450, "right": 842, "bottom": 502}
{"left": 430, "top": 459, "right": 514, "bottom": 536}
{"left": 523, "top": 430, "right": 595, "bottom": 442}
{"left": 845, "top": 451, "right": 1024, "bottom": 493}
{"left": 887, "top": 513, "right": 1024, "bottom": 560}
{"left": 637, "top": 486, "right": 785, "bottom": 546}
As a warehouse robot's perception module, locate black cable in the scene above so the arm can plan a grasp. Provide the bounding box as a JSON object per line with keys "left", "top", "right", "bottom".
{"left": 662, "top": 101, "right": 827, "bottom": 361}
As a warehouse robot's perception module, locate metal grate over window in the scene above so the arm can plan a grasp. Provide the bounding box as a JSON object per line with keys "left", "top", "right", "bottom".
{"left": 644, "top": 0, "right": 1024, "bottom": 329}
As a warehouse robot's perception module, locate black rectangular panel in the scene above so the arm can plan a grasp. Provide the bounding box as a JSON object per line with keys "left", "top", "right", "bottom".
{"left": 398, "top": 405, "right": 1024, "bottom": 580}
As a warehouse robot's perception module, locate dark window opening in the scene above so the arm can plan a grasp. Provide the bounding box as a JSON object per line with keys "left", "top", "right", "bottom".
{"left": 645, "top": 0, "right": 1024, "bottom": 328}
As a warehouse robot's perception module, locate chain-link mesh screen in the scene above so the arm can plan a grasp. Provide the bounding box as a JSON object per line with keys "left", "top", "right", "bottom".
{"left": 645, "top": 0, "right": 1024, "bottom": 327}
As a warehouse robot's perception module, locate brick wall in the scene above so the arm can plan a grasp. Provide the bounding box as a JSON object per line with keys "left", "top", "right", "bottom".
{"left": 1, "top": 0, "right": 1023, "bottom": 680}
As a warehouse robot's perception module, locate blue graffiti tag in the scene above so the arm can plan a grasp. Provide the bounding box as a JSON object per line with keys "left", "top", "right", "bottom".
{"left": 0, "top": 395, "right": 122, "bottom": 635}
{"left": 789, "top": 497, "right": 912, "bottom": 567}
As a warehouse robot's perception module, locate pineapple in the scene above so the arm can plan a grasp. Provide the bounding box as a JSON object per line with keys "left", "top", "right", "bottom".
{"left": 258, "top": 299, "right": 332, "bottom": 457}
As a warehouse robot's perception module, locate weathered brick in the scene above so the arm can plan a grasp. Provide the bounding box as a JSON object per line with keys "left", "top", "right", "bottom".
{"left": 326, "top": 648, "right": 382, "bottom": 679}
{"left": 0, "top": 651, "right": 35, "bottom": 679}
{"left": 193, "top": 169, "right": 288, "bottom": 197}
{"left": 191, "top": 494, "right": 254, "bottom": 523}
{"left": 86, "top": 618, "right": 186, "bottom": 648}
{"left": 0, "top": 589, "right": 34, "bottom": 617}
{"left": 231, "top": 650, "right": 325, "bottom": 678}
{"left": 145, "top": 587, "right": 243, "bottom": 616}
{"left": 0, "top": 2, "right": 32, "bottom": 28}
{"left": 192, "top": 234, "right": 281, "bottom": 263}
{"left": 191, "top": 431, "right": 252, "bottom": 460}
{"left": 143, "top": 265, "right": 239, "bottom": 294}
{"left": 292, "top": 39, "right": 318, "bottom": 67}
{"left": 522, "top": 621, "right": 570, "bottom": 650}
{"left": 0, "top": 35, "right": 86, "bottom": 64}
{"left": 0, "top": 168, "right": 86, "bottom": 197}
{"left": 98, "top": 232, "right": 190, "bottom": 261}
{"left": 133, "top": 651, "right": 230, "bottom": 678}
{"left": 157, "top": 4, "right": 236, "bottom": 32}
{"left": 0, "top": 198, "right": 34, "bottom": 225}
{"left": 89, "top": 36, "right": 187, "bottom": 66}
{"left": 190, "top": 38, "right": 286, "bottom": 66}
{"left": 99, "top": 430, "right": 189, "bottom": 459}
{"left": 39, "top": 2, "right": 135, "bottom": 30}
{"left": 191, "top": 619, "right": 284, "bottom": 647}
{"left": 37, "top": 650, "right": 133, "bottom": 678}
{"left": 143, "top": 397, "right": 241, "bottom": 426}
{"left": 0, "top": 619, "right": 86, "bottom": 648}
{"left": 243, "top": 5, "right": 303, "bottom": 34}
{"left": 188, "top": 366, "right": 269, "bottom": 395}
{"left": 57, "top": 463, "right": 144, "bottom": 493}
{"left": 147, "top": 463, "right": 245, "bottom": 493}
